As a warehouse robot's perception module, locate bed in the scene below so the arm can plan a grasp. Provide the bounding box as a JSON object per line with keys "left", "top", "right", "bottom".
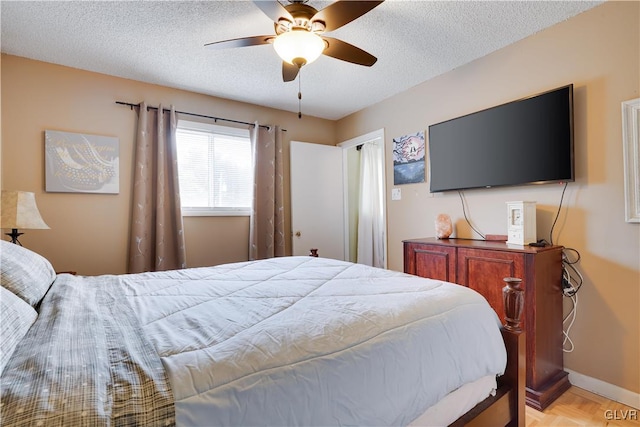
{"left": 0, "top": 240, "right": 524, "bottom": 426}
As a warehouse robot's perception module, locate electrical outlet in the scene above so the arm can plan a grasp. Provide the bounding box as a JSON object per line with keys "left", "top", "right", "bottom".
{"left": 391, "top": 188, "right": 401, "bottom": 200}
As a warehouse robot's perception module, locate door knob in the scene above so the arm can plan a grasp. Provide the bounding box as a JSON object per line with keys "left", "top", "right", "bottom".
{"left": 295, "top": 231, "right": 301, "bottom": 237}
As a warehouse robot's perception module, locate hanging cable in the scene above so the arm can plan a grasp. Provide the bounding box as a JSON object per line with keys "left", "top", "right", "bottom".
{"left": 561, "top": 250, "right": 582, "bottom": 352}
{"left": 547, "top": 182, "right": 583, "bottom": 352}
{"left": 457, "top": 191, "right": 486, "bottom": 239}
{"left": 562, "top": 249, "right": 583, "bottom": 296}
{"left": 563, "top": 290, "right": 578, "bottom": 352}
{"left": 549, "top": 181, "right": 568, "bottom": 245}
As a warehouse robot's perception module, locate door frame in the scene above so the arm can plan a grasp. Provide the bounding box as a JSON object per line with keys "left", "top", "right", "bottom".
{"left": 337, "top": 128, "right": 387, "bottom": 268}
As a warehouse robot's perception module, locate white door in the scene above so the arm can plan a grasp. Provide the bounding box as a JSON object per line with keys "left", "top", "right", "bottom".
{"left": 290, "top": 141, "right": 345, "bottom": 260}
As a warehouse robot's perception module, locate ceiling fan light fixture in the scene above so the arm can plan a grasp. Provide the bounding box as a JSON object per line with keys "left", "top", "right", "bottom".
{"left": 273, "top": 29, "right": 325, "bottom": 67}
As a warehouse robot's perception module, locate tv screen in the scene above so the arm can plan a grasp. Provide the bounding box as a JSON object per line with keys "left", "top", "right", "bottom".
{"left": 428, "top": 84, "right": 574, "bottom": 192}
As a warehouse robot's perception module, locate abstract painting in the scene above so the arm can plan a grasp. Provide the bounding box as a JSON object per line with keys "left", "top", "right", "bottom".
{"left": 393, "top": 131, "right": 425, "bottom": 185}
{"left": 45, "top": 130, "right": 119, "bottom": 194}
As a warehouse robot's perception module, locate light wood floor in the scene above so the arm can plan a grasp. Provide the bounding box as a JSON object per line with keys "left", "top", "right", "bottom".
{"left": 526, "top": 387, "right": 639, "bottom": 426}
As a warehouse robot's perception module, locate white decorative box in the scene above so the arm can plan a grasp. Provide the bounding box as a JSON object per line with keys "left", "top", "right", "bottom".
{"left": 506, "top": 201, "right": 537, "bottom": 245}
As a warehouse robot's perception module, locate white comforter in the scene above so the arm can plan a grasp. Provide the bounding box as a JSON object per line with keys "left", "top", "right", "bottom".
{"left": 119, "top": 256, "right": 506, "bottom": 426}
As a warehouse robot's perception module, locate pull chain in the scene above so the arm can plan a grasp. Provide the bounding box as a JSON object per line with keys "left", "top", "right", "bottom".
{"left": 297, "top": 70, "right": 302, "bottom": 119}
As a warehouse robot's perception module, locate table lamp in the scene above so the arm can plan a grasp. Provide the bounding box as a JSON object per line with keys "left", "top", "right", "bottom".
{"left": 1, "top": 190, "right": 50, "bottom": 245}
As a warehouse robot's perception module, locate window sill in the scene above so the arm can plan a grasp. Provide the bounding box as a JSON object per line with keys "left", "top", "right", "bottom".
{"left": 182, "top": 209, "right": 251, "bottom": 217}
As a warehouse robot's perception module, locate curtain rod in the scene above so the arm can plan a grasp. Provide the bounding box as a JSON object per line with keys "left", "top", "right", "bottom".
{"left": 115, "top": 101, "right": 284, "bottom": 131}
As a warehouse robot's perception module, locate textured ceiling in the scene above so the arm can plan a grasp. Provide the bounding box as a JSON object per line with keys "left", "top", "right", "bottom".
{"left": 1, "top": 1, "right": 603, "bottom": 120}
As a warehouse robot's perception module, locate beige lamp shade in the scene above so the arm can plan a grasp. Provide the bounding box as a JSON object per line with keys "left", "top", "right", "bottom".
{"left": 1, "top": 191, "right": 50, "bottom": 230}
{"left": 273, "top": 29, "right": 325, "bottom": 66}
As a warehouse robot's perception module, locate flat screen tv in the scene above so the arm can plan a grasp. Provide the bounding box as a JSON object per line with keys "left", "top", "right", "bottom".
{"left": 428, "top": 84, "right": 574, "bottom": 193}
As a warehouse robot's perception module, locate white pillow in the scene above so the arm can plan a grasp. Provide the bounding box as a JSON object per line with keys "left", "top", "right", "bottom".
{"left": 0, "top": 240, "right": 56, "bottom": 307}
{"left": 0, "top": 286, "right": 38, "bottom": 375}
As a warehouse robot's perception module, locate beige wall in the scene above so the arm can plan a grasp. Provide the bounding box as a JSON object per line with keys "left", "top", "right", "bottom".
{"left": 337, "top": 2, "right": 639, "bottom": 395}
{"left": 1, "top": 55, "right": 336, "bottom": 275}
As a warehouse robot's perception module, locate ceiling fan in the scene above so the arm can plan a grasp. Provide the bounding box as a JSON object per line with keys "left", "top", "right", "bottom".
{"left": 205, "top": 0, "right": 384, "bottom": 82}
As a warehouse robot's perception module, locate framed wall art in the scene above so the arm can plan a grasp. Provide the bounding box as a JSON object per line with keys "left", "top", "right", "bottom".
{"left": 622, "top": 98, "right": 640, "bottom": 223}
{"left": 392, "top": 131, "right": 425, "bottom": 185}
{"left": 45, "top": 130, "right": 119, "bottom": 194}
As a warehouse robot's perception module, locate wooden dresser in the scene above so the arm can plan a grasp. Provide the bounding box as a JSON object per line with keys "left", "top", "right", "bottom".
{"left": 403, "top": 237, "right": 570, "bottom": 410}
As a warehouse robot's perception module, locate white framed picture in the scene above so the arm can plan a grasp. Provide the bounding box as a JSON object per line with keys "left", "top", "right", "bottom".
{"left": 45, "top": 130, "right": 119, "bottom": 194}
{"left": 622, "top": 98, "right": 640, "bottom": 223}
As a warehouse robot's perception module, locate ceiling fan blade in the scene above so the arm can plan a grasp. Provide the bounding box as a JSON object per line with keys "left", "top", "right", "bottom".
{"left": 204, "top": 35, "right": 273, "bottom": 50}
{"left": 322, "top": 37, "right": 377, "bottom": 66}
{"left": 282, "top": 62, "right": 300, "bottom": 82}
{"left": 312, "top": 1, "right": 384, "bottom": 32}
{"left": 253, "top": 0, "right": 294, "bottom": 24}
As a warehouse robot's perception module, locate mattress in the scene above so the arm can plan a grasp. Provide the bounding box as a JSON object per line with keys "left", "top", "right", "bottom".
{"left": 409, "top": 375, "right": 497, "bottom": 426}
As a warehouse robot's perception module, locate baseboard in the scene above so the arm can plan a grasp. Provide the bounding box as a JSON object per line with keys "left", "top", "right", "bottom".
{"left": 566, "top": 369, "right": 640, "bottom": 409}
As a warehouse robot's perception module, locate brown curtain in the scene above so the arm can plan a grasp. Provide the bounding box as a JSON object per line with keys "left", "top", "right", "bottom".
{"left": 128, "top": 103, "right": 186, "bottom": 273}
{"left": 249, "top": 124, "right": 285, "bottom": 260}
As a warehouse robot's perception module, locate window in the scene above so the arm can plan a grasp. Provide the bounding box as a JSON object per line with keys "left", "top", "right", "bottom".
{"left": 176, "top": 120, "right": 252, "bottom": 216}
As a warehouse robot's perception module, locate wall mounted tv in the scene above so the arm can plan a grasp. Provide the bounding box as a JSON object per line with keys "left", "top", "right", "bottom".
{"left": 428, "top": 84, "right": 574, "bottom": 193}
